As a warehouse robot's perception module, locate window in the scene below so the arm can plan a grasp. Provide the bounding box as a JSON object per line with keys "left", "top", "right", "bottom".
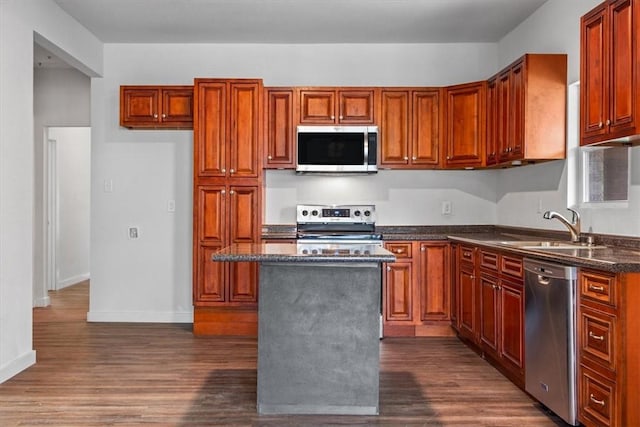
{"left": 581, "top": 146, "right": 629, "bottom": 203}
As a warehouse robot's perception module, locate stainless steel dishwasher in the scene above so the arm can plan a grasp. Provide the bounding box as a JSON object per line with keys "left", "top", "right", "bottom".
{"left": 524, "top": 258, "right": 579, "bottom": 426}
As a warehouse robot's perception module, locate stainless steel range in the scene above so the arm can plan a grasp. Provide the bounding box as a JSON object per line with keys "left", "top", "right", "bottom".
{"left": 296, "top": 204, "right": 382, "bottom": 246}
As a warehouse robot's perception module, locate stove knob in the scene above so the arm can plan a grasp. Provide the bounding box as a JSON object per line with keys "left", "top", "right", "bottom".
{"left": 364, "top": 210, "right": 371, "bottom": 217}
{"left": 311, "top": 249, "right": 318, "bottom": 255}
{"left": 311, "top": 210, "right": 319, "bottom": 216}
{"left": 354, "top": 249, "right": 361, "bottom": 255}
{"left": 354, "top": 210, "right": 361, "bottom": 217}
{"left": 302, "top": 249, "right": 309, "bottom": 255}
{"left": 301, "top": 210, "right": 309, "bottom": 216}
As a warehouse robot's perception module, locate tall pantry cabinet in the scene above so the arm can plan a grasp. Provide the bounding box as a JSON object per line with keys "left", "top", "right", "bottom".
{"left": 192, "top": 78, "right": 263, "bottom": 336}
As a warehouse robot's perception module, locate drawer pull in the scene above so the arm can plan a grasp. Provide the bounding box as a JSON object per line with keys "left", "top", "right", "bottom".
{"left": 394, "top": 249, "right": 405, "bottom": 254}
{"left": 463, "top": 251, "right": 472, "bottom": 257}
{"left": 589, "top": 284, "right": 605, "bottom": 292}
{"left": 590, "top": 394, "right": 606, "bottom": 406}
{"left": 589, "top": 331, "right": 605, "bottom": 341}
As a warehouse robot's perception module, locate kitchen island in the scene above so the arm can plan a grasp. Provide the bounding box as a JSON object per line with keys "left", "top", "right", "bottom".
{"left": 212, "top": 243, "right": 395, "bottom": 415}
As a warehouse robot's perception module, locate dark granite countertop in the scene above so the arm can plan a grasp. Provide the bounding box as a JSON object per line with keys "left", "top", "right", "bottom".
{"left": 212, "top": 243, "right": 396, "bottom": 263}
{"left": 448, "top": 233, "right": 640, "bottom": 273}
{"left": 261, "top": 224, "right": 640, "bottom": 272}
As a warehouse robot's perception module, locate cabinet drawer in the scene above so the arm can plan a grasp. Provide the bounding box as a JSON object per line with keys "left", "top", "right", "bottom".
{"left": 580, "top": 306, "right": 616, "bottom": 372}
{"left": 581, "top": 270, "right": 617, "bottom": 307}
{"left": 500, "top": 254, "right": 523, "bottom": 279}
{"left": 385, "top": 242, "right": 413, "bottom": 259}
{"left": 479, "top": 250, "right": 499, "bottom": 271}
{"left": 459, "top": 245, "right": 475, "bottom": 264}
{"left": 579, "top": 366, "right": 616, "bottom": 427}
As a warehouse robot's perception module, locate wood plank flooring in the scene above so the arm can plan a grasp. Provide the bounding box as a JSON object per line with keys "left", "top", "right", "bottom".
{"left": 0, "top": 282, "right": 569, "bottom": 426}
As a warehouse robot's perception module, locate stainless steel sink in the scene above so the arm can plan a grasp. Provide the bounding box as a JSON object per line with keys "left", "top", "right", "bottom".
{"left": 495, "top": 240, "right": 607, "bottom": 250}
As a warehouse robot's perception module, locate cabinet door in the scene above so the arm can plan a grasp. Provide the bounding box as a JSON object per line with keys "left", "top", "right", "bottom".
{"left": 412, "top": 90, "right": 441, "bottom": 166}
{"left": 299, "top": 90, "right": 336, "bottom": 124}
{"left": 486, "top": 77, "right": 498, "bottom": 166}
{"left": 608, "top": 0, "right": 636, "bottom": 135}
{"left": 384, "top": 262, "right": 413, "bottom": 321}
{"left": 509, "top": 60, "right": 525, "bottom": 159}
{"left": 229, "top": 82, "right": 261, "bottom": 178}
{"left": 264, "top": 88, "right": 295, "bottom": 168}
{"left": 418, "top": 243, "right": 450, "bottom": 321}
{"left": 479, "top": 274, "right": 499, "bottom": 355}
{"left": 194, "top": 244, "right": 226, "bottom": 303}
{"left": 497, "top": 70, "right": 512, "bottom": 161}
{"left": 194, "top": 82, "right": 227, "bottom": 177}
{"left": 338, "top": 90, "right": 375, "bottom": 124}
{"left": 500, "top": 279, "right": 524, "bottom": 372}
{"left": 379, "top": 90, "right": 410, "bottom": 166}
{"left": 196, "top": 185, "right": 227, "bottom": 244}
{"left": 227, "top": 186, "right": 260, "bottom": 303}
{"left": 458, "top": 264, "right": 476, "bottom": 341}
{"left": 161, "top": 87, "right": 193, "bottom": 126}
{"left": 444, "top": 82, "right": 486, "bottom": 168}
{"left": 120, "top": 87, "right": 159, "bottom": 126}
{"left": 581, "top": 4, "right": 609, "bottom": 143}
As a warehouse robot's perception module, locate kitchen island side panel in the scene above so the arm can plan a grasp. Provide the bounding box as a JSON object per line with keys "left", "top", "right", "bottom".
{"left": 257, "top": 262, "right": 381, "bottom": 415}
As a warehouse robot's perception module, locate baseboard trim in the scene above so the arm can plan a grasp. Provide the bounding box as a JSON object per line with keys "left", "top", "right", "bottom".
{"left": 57, "top": 273, "right": 90, "bottom": 290}
{"left": 86, "top": 310, "right": 193, "bottom": 323}
{"left": 33, "top": 295, "right": 51, "bottom": 308}
{"left": 0, "top": 350, "right": 36, "bottom": 384}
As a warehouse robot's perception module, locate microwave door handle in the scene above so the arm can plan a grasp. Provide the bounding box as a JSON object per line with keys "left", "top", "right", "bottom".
{"left": 363, "top": 130, "right": 369, "bottom": 167}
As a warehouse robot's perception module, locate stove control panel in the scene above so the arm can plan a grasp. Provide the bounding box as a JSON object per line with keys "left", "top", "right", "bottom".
{"left": 296, "top": 204, "right": 376, "bottom": 223}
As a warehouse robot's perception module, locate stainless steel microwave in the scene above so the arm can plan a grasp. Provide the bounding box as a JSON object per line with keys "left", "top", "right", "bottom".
{"left": 296, "top": 125, "right": 378, "bottom": 174}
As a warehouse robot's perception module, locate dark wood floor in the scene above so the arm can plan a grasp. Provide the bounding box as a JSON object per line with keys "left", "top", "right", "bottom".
{"left": 0, "top": 282, "right": 568, "bottom": 426}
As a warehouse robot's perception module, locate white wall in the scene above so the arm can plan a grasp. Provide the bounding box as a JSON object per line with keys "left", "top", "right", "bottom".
{"left": 33, "top": 67, "right": 91, "bottom": 306}
{"left": 495, "top": 0, "right": 640, "bottom": 237}
{"left": 88, "top": 43, "right": 498, "bottom": 322}
{"left": 49, "top": 127, "right": 91, "bottom": 290}
{"left": 0, "top": 0, "right": 102, "bottom": 383}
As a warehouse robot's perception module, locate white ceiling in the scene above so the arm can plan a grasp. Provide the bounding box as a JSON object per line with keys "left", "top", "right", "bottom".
{"left": 51, "top": 0, "right": 549, "bottom": 44}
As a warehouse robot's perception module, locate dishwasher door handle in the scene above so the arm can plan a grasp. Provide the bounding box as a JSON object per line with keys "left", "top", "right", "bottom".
{"left": 537, "top": 274, "right": 551, "bottom": 285}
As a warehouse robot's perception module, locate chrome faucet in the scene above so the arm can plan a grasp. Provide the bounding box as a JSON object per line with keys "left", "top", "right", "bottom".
{"left": 543, "top": 208, "right": 581, "bottom": 242}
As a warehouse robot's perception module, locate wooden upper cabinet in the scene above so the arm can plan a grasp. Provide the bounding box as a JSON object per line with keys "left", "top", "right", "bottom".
{"left": 298, "top": 88, "right": 375, "bottom": 124}
{"left": 379, "top": 88, "right": 441, "bottom": 168}
{"left": 494, "top": 54, "right": 567, "bottom": 165}
{"left": 264, "top": 88, "right": 295, "bottom": 169}
{"left": 443, "top": 81, "right": 486, "bottom": 168}
{"left": 120, "top": 85, "right": 194, "bottom": 129}
{"left": 581, "top": 0, "right": 640, "bottom": 146}
{"left": 194, "top": 79, "right": 262, "bottom": 178}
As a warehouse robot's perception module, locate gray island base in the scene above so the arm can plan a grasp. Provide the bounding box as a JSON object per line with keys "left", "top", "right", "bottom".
{"left": 211, "top": 243, "right": 395, "bottom": 415}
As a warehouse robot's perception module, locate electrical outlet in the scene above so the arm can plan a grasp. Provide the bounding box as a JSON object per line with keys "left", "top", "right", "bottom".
{"left": 167, "top": 200, "right": 176, "bottom": 212}
{"left": 441, "top": 201, "right": 452, "bottom": 216}
{"left": 103, "top": 179, "right": 113, "bottom": 193}
{"left": 537, "top": 198, "right": 543, "bottom": 214}
{"left": 128, "top": 227, "right": 139, "bottom": 239}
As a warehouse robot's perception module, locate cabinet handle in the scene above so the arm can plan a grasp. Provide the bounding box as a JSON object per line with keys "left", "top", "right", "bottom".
{"left": 229, "top": 190, "right": 235, "bottom": 195}
{"left": 491, "top": 152, "right": 496, "bottom": 156}
{"left": 463, "top": 251, "right": 472, "bottom": 257}
{"left": 446, "top": 156, "right": 451, "bottom": 160}
{"left": 394, "top": 249, "right": 405, "bottom": 254}
{"left": 221, "top": 168, "right": 226, "bottom": 173}
{"left": 339, "top": 115, "right": 344, "bottom": 120}
{"left": 588, "top": 284, "right": 605, "bottom": 292}
{"left": 267, "top": 155, "right": 273, "bottom": 160}
{"left": 331, "top": 115, "right": 335, "bottom": 120}
{"left": 589, "top": 331, "right": 605, "bottom": 341}
{"left": 606, "top": 119, "right": 611, "bottom": 126}
{"left": 412, "top": 156, "right": 417, "bottom": 160}
{"left": 153, "top": 113, "right": 158, "bottom": 119}
{"left": 230, "top": 169, "right": 235, "bottom": 174}
{"left": 589, "top": 394, "right": 606, "bottom": 406}
{"left": 161, "top": 113, "right": 166, "bottom": 119}
{"left": 386, "top": 266, "right": 391, "bottom": 271}
{"left": 221, "top": 189, "right": 226, "bottom": 195}
{"left": 404, "top": 156, "right": 409, "bottom": 161}
{"left": 421, "top": 246, "right": 426, "bottom": 252}
{"left": 470, "top": 275, "right": 475, "bottom": 279}
{"left": 598, "top": 122, "right": 604, "bottom": 129}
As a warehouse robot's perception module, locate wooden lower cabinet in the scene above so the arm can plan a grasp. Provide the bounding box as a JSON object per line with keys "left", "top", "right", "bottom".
{"left": 383, "top": 241, "right": 452, "bottom": 337}
{"left": 577, "top": 268, "right": 640, "bottom": 427}
{"left": 454, "top": 245, "right": 524, "bottom": 386}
